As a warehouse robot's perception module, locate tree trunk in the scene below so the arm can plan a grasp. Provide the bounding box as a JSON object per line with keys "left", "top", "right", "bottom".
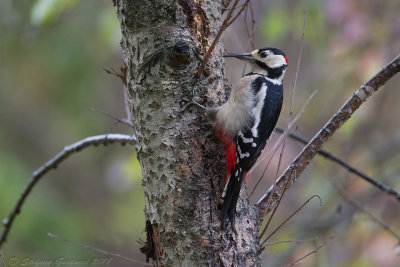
{"left": 115, "top": 1, "right": 261, "bottom": 266}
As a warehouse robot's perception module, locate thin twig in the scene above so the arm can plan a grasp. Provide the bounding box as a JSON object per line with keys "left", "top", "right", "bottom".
{"left": 264, "top": 237, "right": 319, "bottom": 247}
{"left": 333, "top": 185, "right": 400, "bottom": 243}
{"left": 122, "top": 83, "right": 132, "bottom": 123}
{"left": 104, "top": 67, "right": 127, "bottom": 86}
{"left": 262, "top": 137, "right": 288, "bottom": 224}
{"left": 223, "top": 1, "right": 249, "bottom": 12}
{"left": 195, "top": 0, "right": 252, "bottom": 77}
{"left": 248, "top": 144, "right": 278, "bottom": 198}
{"left": 266, "top": 10, "right": 308, "bottom": 209}
{"left": 0, "top": 134, "right": 137, "bottom": 249}
{"left": 225, "top": 0, "right": 252, "bottom": 28}
{"left": 249, "top": 0, "right": 256, "bottom": 50}
{"left": 256, "top": 54, "right": 400, "bottom": 218}
{"left": 0, "top": 251, "right": 5, "bottom": 267}
{"left": 195, "top": 0, "right": 240, "bottom": 77}
{"left": 91, "top": 108, "right": 134, "bottom": 128}
{"left": 223, "top": 0, "right": 234, "bottom": 10}
{"left": 275, "top": 127, "right": 400, "bottom": 201}
{"left": 103, "top": 66, "right": 132, "bottom": 124}
{"left": 241, "top": 1, "right": 256, "bottom": 77}
{"left": 240, "top": 3, "right": 251, "bottom": 77}
{"left": 260, "top": 195, "right": 322, "bottom": 247}
{"left": 289, "top": 10, "right": 307, "bottom": 118}
{"left": 284, "top": 235, "right": 335, "bottom": 267}
{"left": 48, "top": 233, "right": 151, "bottom": 266}
{"left": 243, "top": 4, "right": 250, "bottom": 44}
{"left": 259, "top": 177, "right": 291, "bottom": 240}
{"left": 254, "top": 11, "right": 307, "bottom": 227}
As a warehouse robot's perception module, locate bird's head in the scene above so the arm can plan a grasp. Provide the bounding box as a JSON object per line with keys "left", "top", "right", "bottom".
{"left": 224, "top": 47, "right": 288, "bottom": 81}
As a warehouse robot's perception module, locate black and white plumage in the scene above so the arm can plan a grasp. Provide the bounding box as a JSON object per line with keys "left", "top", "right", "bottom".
{"left": 213, "top": 47, "right": 287, "bottom": 231}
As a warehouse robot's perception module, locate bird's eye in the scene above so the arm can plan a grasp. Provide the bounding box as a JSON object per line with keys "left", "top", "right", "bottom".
{"left": 259, "top": 51, "right": 268, "bottom": 58}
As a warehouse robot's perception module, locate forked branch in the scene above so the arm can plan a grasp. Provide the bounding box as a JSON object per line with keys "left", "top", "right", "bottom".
{"left": 0, "top": 134, "right": 136, "bottom": 249}
{"left": 274, "top": 127, "right": 400, "bottom": 201}
{"left": 195, "top": 0, "right": 251, "bottom": 77}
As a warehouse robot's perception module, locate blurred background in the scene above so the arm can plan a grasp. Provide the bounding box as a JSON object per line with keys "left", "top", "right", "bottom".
{"left": 0, "top": 0, "right": 399, "bottom": 266}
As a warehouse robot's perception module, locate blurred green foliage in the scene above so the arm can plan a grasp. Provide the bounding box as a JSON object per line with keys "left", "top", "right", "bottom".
{"left": 1, "top": 0, "right": 145, "bottom": 265}
{"left": 31, "top": 0, "right": 79, "bottom": 26}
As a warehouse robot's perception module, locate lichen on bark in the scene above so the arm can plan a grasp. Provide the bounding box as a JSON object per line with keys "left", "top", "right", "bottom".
{"left": 115, "top": 1, "right": 261, "bottom": 266}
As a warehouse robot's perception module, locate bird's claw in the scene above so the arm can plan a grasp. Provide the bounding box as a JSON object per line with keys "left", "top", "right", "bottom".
{"left": 179, "top": 100, "right": 206, "bottom": 113}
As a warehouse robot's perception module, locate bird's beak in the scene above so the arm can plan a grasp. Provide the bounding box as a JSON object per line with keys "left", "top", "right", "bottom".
{"left": 223, "top": 52, "right": 254, "bottom": 61}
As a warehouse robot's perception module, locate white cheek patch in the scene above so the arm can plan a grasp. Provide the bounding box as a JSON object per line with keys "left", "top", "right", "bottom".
{"left": 266, "top": 55, "right": 286, "bottom": 68}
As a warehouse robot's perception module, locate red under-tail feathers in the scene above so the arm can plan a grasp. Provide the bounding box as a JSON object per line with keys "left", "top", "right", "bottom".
{"left": 216, "top": 130, "right": 236, "bottom": 181}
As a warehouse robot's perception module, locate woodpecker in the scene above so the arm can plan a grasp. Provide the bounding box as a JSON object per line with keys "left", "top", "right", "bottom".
{"left": 208, "top": 47, "right": 288, "bottom": 231}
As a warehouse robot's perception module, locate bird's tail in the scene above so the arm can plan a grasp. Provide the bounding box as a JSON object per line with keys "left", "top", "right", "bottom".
{"left": 220, "top": 166, "right": 247, "bottom": 232}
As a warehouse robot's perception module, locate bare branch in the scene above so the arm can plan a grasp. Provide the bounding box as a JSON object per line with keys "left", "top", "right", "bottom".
{"left": 241, "top": 1, "right": 256, "bottom": 77}
{"left": 260, "top": 195, "right": 322, "bottom": 247}
{"left": 249, "top": 1, "right": 255, "bottom": 50}
{"left": 264, "top": 237, "right": 319, "bottom": 247}
{"left": 104, "top": 66, "right": 127, "bottom": 86}
{"left": 248, "top": 145, "right": 277, "bottom": 198}
{"left": 0, "top": 134, "right": 136, "bottom": 249}
{"left": 225, "top": 0, "right": 252, "bottom": 28}
{"left": 256, "top": 55, "right": 400, "bottom": 218}
{"left": 333, "top": 185, "right": 400, "bottom": 243}
{"left": 289, "top": 10, "right": 307, "bottom": 118}
{"left": 264, "top": 10, "right": 307, "bottom": 213}
{"left": 275, "top": 127, "right": 400, "bottom": 201}
{"left": 48, "top": 233, "right": 151, "bottom": 266}
{"left": 259, "top": 178, "right": 291, "bottom": 240}
{"left": 103, "top": 66, "right": 132, "bottom": 124}
{"left": 284, "top": 235, "right": 335, "bottom": 267}
{"left": 222, "top": 0, "right": 233, "bottom": 10}
{"left": 195, "top": 0, "right": 252, "bottom": 77}
{"left": 243, "top": 4, "right": 250, "bottom": 44}
{"left": 122, "top": 83, "right": 132, "bottom": 123}
{"left": 0, "top": 251, "right": 5, "bottom": 267}
{"left": 91, "top": 108, "right": 134, "bottom": 128}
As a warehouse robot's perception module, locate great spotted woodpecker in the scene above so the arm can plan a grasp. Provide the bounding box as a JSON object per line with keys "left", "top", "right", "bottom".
{"left": 208, "top": 47, "right": 288, "bottom": 231}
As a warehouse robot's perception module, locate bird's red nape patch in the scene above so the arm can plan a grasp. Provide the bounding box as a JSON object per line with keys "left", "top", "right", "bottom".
{"left": 284, "top": 55, "right": 288, "bottom": 64}
{"left": 216, "top": 130, "right": 237, "bottom": 181}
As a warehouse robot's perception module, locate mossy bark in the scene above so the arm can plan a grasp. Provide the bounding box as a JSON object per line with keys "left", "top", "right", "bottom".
{"left": 115, "top": 1, "right": 261, "bottom": 266}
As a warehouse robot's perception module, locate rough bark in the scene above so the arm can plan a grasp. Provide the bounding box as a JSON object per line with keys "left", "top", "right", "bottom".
{"left": 115, "top": 1, "right": 260, "bottom": 266}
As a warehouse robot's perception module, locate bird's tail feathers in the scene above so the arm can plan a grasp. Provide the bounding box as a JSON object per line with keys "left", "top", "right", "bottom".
{"left": 220, "top": 167, "right": 247, "bottom": 232}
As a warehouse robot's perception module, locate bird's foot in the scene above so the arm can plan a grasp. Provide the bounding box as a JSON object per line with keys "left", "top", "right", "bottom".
{"left": 179, "top": 100, "right": 206, "bottom": 113}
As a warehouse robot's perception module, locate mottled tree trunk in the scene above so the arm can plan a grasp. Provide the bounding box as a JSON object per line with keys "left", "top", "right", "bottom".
{"left": 115, "top": 1, "right": 260, "bottom": 266}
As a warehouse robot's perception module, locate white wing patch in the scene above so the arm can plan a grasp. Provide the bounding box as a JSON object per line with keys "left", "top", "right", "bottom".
{"left": 251, "top": 83, "right": 268, "bottom": 138}
{"left": 237, "top": 143, "right": 250, "bottom": 159}
{"left": 238, "top": 131, "right": 253, "bottom": 143}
